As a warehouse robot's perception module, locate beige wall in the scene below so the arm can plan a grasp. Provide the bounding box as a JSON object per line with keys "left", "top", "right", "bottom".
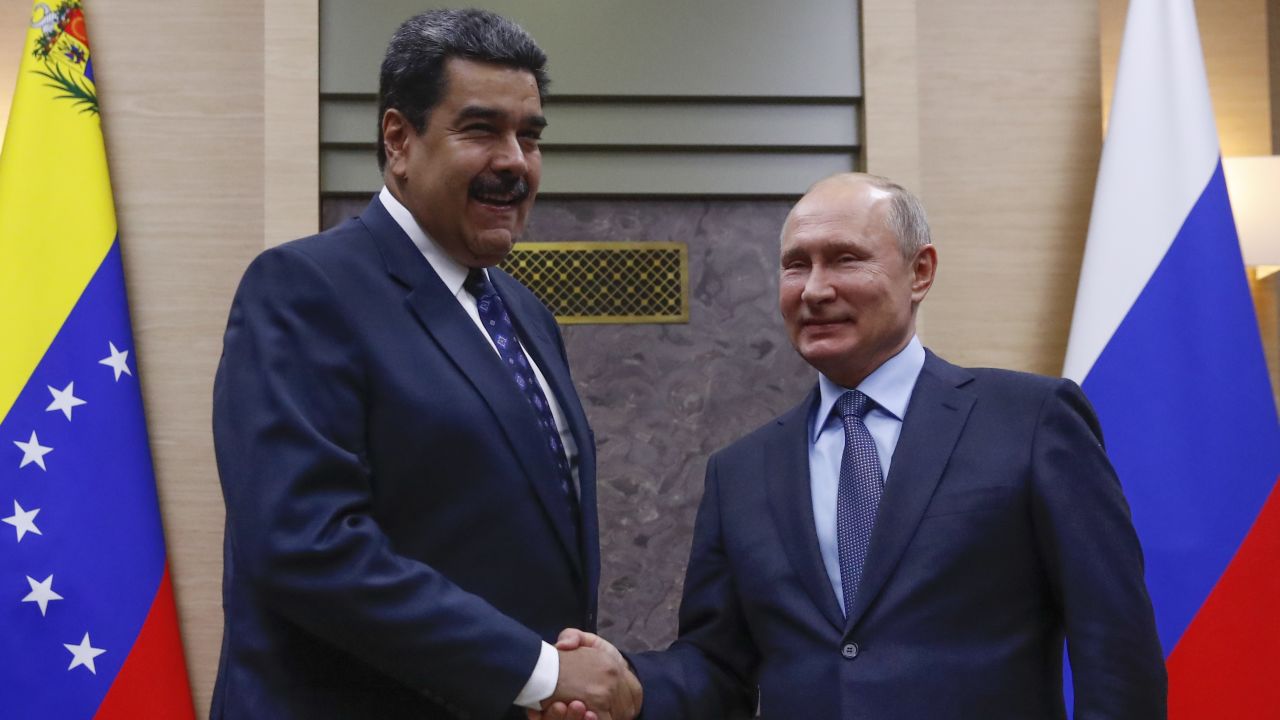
{"left": 0, "top": 0, "right": 318, "bottom": 713}
{"left": 864, "top": 0, "right": 1102, "bottom": 375}
{"left": 0, "top": 0, "right": 27, "bottom": 137}
{"left": 1102, "top": 0, "right": 1272, "bottom": 156}
{"left": 865, "top": 0, "right": 1276, "bottom": 378}
{"left": 90, "top": 2, "right": 263, "bottom": 713}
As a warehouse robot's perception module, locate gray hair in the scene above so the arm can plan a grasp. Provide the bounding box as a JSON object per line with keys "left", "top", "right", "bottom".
{"left": 376, "top": 9, "right": 549, "bottom": 171}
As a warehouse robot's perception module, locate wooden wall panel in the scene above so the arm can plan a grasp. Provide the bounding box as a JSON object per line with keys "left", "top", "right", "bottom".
{"left": 266, "top": 0, "right": 318, "bottom": 243}
{"left": 918, "top": 3, "right": 1101, "bottom": 375}
{"left": 0, "top": 0, "right": 26, "bottom": 138}
{"left": 90, "top": 1, "right": 267, "bottom": 713}
{"left": 860, "top": 0, "right": 921, "bottom": 192}
{"left": 864, "top": 2, "right": 1101, "bottom": 375}
{"left": 1102, "top": 0, "right": 1272, "bottom": 156}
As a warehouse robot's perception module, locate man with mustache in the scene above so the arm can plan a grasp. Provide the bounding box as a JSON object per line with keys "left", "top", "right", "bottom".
{"left": 543, "top": 173, "right": 1166, "bottom": 719}
{"left": 212, "top": 10, "right": 639, "bottom": 719}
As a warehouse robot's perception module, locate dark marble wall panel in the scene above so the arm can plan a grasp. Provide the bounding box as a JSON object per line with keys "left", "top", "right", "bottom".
{"left": 321, "top": 197, "right": 816, "bottom": 652}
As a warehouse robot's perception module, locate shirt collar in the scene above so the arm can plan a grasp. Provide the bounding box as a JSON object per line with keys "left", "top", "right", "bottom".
{"left": 812, "top": 335, "right": 926, "bottom": 442}
{"left": 378, "top": 186, "right": 479, "bottom": 296}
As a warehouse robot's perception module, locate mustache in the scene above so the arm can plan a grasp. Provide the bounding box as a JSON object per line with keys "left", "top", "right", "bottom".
{"left": 468, "top": 173, "right": 530, "bottom": 201}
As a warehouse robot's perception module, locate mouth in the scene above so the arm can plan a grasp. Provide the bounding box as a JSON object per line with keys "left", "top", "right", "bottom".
{"left": 801, "top": 317, "right": 848, "bottom": 329}
{"left": 469, "top": 174, "right": 530, "bottom": 209}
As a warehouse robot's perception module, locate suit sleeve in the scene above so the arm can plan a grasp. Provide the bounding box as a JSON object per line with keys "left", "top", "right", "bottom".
{"left": 628, "top": 454, "right": 757, "bottom": 720}
{"left": 1029, "top": 379, "right": 1168, "bottom": 719}
{"left": 213, "top": 246, "right": 542, "bottom": 719}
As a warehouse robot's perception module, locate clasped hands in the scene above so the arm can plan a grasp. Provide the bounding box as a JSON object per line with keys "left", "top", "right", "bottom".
{"left": 527, "top": 629, "right": 642, "bottom": 720}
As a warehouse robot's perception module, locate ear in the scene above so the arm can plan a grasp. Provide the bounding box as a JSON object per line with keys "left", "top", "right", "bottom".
{"left": 909, "top": 244, "right": 937, "bottom": 303}
{"left": 381, "top": 109, "right": 413, "bottom": 179}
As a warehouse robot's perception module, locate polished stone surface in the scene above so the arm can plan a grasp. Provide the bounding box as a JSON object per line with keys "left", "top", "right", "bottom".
{"left": 322, "top": 197, "right": 816, "bottom": 651}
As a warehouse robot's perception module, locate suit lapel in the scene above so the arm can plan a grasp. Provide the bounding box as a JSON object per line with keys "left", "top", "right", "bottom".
{"left": 845, "top": 351, "right": 975, "bottom": 632}
{"left": 359, "top": 201, "right": 584, "bottom": 573}
{"left": 766, "top": 389, "right": 847, "bottom": 632}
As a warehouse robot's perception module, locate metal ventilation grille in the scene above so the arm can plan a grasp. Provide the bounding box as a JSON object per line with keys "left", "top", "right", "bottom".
{"left": 500, "top": 242, "right": 689, "bottom": 324}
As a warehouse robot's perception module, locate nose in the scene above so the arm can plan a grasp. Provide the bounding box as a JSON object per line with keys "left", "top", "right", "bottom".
{"left": 800, "top": 265, "right": 835, "bottom": 304}
{"left": 491, "top": 132, "right": 529, "bottom": 175}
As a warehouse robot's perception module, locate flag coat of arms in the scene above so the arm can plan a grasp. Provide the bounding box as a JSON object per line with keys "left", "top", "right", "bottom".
{"left": 1064, "top": 0, "right": 1280, "bottom": 715}
{"left": 0, "top": 1, "right": 195, "bottom": 716}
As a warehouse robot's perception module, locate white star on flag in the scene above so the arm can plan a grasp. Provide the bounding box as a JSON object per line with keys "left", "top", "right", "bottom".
{"left": 3, "top": 500, "right": 42, "bottom": 542}
{"left": 22, "top": 574, "right": 63, "bottom": 616}
{"left": 14, "top": 431, "right": 53, "bottom": 471}
{"left": 99, "top": 341, "right": 132, "bottom": 381}
{"left": 64, "top": 633, "right": 106, "bottom": 674}
{"left": 46, "top": 382, "right": 87, "bottom": 421}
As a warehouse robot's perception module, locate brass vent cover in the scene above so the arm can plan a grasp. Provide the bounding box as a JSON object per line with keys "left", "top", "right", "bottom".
{"left": 501, "top": 241, "right": 689, "bottom": 325}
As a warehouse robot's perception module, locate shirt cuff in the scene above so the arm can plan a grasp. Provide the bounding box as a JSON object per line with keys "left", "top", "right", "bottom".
{"left": 513, "top": 641, "right": 559, "bottom": 709}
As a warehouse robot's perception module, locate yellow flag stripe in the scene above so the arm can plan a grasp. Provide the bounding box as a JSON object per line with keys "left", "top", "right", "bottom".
{"left": 0, "top": 5, "right": 118, "bottom": 423}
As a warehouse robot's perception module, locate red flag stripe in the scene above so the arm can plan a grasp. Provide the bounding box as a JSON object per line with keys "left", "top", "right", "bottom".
{"left": 1167, "top": 477, "right": 1280, "bottom": 718}
{"left": 95, "top": 566, "right": 196, "bottom": 719}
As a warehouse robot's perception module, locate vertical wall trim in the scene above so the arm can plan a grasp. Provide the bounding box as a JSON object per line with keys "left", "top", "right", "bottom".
{"left": 265, "top": 0, "right": 319, "bottom": 246}
{"left": 859, "top": 0, "right": 921, "bottom": 191}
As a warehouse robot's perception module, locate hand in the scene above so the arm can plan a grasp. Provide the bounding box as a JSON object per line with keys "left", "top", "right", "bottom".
{"left": 527, "top": 699, "right": 596, "bottom": 720}
{"left": 553, "top": 628, "right": 624, "bottom": 664}
{"left": 532, "top": 629, "right": 642, "bottom": 720}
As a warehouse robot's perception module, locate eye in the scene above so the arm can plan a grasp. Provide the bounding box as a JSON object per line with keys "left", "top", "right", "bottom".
{"left": 460, "top": 123, "right": 497, "bottom": 135}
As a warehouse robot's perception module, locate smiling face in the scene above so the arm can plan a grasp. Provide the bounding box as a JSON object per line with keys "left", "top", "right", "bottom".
{"left": 779, "top": 178, "right": 937, "bottom": 388}
{"left": 382, "top": 57, "right": 545, "bottom": 267}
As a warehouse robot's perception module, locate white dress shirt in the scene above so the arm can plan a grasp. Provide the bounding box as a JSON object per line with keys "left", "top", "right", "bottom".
{"left": 808, "top": 335, "right": 926, "bottom": 613}
{"left": 379, "top": 187, "right": 564, "bottom": 709}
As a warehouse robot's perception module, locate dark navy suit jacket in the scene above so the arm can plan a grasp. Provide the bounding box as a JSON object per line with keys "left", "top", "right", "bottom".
{"left": 630, "top": 352, "right": 1166, "bottom": 719}
{"left": 211, "top": 199, "right": 598, "bottom": 719}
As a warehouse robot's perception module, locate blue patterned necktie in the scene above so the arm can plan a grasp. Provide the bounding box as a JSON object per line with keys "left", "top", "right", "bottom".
{"left": 836, "top": 390, "right": 884, "bottom": 617}
{"left": 464, "top": 269, "right": 580, "bottom": 522}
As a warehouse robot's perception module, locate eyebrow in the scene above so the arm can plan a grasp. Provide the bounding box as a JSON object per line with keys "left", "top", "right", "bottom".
{"left": 455, "top": 105, "right": 548, "bottom": 128}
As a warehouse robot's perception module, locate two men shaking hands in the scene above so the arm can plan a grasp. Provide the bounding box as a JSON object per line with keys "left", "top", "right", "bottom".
{"left": 212, "top": 9, "right": 1167, "bottom": 720}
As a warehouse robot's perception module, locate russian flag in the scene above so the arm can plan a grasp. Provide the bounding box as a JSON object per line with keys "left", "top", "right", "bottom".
{"left": 1064, "top": 0, "right": 1280, "bottom": 715}
{"left": 0, "top": 2, "right": 195, "bottom": 716}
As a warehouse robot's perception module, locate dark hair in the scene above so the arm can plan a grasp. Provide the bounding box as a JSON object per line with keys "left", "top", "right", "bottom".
{"left": 376, "top": 8, "right": 549, "bottom": 171}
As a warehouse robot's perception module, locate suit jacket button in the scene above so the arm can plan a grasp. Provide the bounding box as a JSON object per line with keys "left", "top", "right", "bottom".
{"left": 841, "top": 642, "right": 859, "bottom": 659}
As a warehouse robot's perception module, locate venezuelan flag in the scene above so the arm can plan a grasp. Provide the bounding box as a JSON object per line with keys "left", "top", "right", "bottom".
{"left": 1064, "top": 0, "right": 1280, "bottom": 716}
{"left": 0, "top": 2, "right": 195, "bottom": 716}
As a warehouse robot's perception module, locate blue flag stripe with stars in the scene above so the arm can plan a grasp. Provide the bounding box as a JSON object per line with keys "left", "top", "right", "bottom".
{"left": 0, "top": 238, "right": 166, "bottom": 717}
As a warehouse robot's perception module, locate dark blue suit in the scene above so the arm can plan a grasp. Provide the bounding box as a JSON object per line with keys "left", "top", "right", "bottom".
{"left": 211, "top": 200, "right": 598, "bottom": 719}
{"left": 630, "top": 352, "right": 1166, "bottom": 719}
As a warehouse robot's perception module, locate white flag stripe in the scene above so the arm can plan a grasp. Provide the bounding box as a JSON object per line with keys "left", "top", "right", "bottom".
{"left": 1062, "top": 0, "right": 1221, "bottom": 382}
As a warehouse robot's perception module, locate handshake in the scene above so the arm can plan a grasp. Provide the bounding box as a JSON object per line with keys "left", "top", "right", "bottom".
{"left": 527, "top": 629, "right": 643, "bottom": 720}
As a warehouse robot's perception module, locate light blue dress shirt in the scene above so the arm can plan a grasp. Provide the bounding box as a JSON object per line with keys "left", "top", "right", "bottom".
{"left": 809, "top": 336, "right": 926, "bottom": 614}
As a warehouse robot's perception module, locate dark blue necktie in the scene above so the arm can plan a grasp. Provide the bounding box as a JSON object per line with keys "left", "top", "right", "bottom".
{"left": 464, "top": 269, "right": 580, "bottom": 523}
{"left": 836, "top": 390, "right": 884, "bottom": 617}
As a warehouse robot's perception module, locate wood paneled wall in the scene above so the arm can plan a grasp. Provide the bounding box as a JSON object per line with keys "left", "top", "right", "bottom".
{"left": 865, "top": 0, "right": 1275, "bottom": 379}
{"left": 89, "top": 2, "right": 264, "bottom": 713}
{"left": 863, "top": 0, "right": 1102, "bottom": 375}
{"left": 1102, "top": 0, "right": 1272, "bottom": 156}
{"left": 0, "top": 0, "right": 25, "bottom": 137}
